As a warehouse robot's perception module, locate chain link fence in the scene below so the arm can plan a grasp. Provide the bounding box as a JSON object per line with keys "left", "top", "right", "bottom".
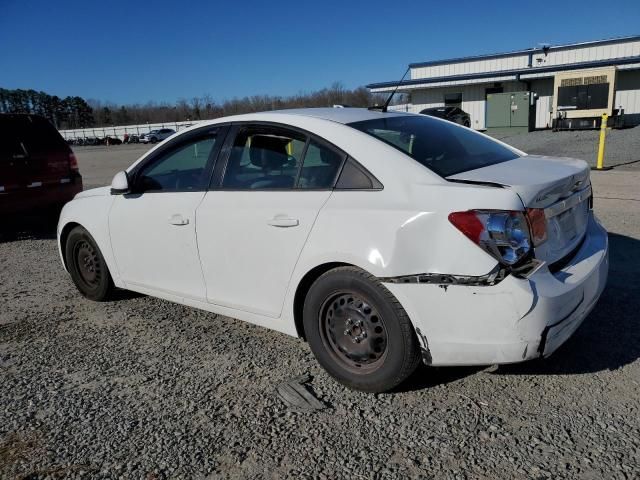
{"left": 59, "top": 120, "right": 199, "bottom": 141}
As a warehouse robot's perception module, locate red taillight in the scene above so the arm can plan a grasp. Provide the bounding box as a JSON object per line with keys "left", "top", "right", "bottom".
{"left": 69, "top": 152, "right": 79, "bottom": 172}
{"left": 526, "top": 208, "right": 547, "bottom": 246}
{"left": 449, "top": 210, "right": 532, "bottom": 266}
{"left": 448, "top": 211, "right": 484, "bottom": 244}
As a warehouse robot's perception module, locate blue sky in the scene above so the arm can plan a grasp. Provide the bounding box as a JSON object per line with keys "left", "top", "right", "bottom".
{"left": 1, "top": 0, "right": 638, "bottom": 105}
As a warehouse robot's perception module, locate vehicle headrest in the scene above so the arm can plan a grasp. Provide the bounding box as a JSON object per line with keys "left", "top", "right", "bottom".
{"left": 319, "top": 147, "right": 341, "bottom": 166}
{"left": 249, "top": 135, "right": 289, "bottom": 170}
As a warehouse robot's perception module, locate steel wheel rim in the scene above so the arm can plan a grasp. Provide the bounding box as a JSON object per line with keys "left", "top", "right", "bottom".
{"left": 319, "top": 292, "right": 388, "bottom": 374}
{"left": 74, "top": 240, "right": 102, "bottom": 289}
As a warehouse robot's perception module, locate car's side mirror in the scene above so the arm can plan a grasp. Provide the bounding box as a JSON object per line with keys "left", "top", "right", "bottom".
{"left": 110, "top": 171, "right": 130, "bottom": 195}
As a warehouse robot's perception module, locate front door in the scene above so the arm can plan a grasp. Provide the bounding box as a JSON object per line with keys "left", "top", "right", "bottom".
{"left": 196, "top": 125, "right": 345, "bottom": 318}
{"left": 109, "top": 128, "right": 224, "bottom": 300}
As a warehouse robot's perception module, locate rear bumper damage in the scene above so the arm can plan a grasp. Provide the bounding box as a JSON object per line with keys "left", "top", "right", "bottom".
{"left": 384, "top": 212, "right": 608, "bottom": 366}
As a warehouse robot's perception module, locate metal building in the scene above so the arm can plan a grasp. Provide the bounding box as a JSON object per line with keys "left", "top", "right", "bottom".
{"left": 367, "top": 35, "right": 640, "bottom": 131}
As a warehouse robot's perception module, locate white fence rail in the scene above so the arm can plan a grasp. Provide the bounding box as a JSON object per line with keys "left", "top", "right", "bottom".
{"left": 59, "top": 120, "right": 201, "bottom": 141}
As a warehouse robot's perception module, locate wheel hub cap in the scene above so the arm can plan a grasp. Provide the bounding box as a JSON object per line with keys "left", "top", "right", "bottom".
{"left": 75, "top": 241, "right": 101, "bottom": 286}
{"left": 321, "top": 293, "right": 388, "bottom": 371}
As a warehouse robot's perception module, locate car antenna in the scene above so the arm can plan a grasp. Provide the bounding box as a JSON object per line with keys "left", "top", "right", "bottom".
{"left": 369, "top": 66, "right": 410, "bottom": 112}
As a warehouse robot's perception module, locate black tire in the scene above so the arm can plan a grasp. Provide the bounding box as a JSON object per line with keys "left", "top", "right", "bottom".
{"left": 303, "top": 266, "right": 421, "bottom": 392}
{"left": 65, "top": 226, "right": 114, "bottom": 301}
{"left": 150, "top": 136, "right": 157, "bottom": 144}
{"left": 463, "top": 119, "right": 471, "bottom": 128}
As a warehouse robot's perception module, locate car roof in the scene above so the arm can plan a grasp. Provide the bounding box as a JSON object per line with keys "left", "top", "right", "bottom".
{"left": 195, "top": 107, "right": 412, "bottom": 128}
{"left": 268, "top": 107, "right": 411, "bottom": 124}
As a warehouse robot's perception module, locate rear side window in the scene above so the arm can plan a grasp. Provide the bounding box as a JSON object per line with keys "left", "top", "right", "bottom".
{"left": 348, "top": 115, "right": 519, "bottom": 177}
{"left": 336, "top": 158, "right": 382, "bottom": 190}
{"left": 297, "top": 140, "right": 344, "bottom": 189}
{"left": 222, "top": 128, "right": 305, "bottom": 189}
{"left": 0, "top": 117, "right": 24, "bottom": 160}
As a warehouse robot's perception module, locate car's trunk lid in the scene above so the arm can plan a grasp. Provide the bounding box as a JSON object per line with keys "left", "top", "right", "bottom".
{"left": 448, "top": 155, "right": 592, "bottom": 265}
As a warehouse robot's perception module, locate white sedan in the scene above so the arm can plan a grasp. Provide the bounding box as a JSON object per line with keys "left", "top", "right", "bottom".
{"left": 57, "top": 108, "right": 608, "bottom": 392}
{"left": 141, "top": 128, "right": 176, "bottom": 144}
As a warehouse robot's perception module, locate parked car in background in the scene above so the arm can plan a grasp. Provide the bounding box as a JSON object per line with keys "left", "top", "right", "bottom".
{"left": 139, "top": 131, "right": 154, "bottom": 143}
{"left": 141, "top": 128, "right": 175, "bottom": 144}
{"left": 420, "top": 106, "right": 471, "bottom": 127}
{"left": 1, "top": 114, "right": 82, "bottom": 215}
{"left": 123, "top": 134, "right": 140, "bottom": 144}
{"left": 104, "top": 136, "right": 122, "bottom": 145}
{"left": 57, "top": 108, "right": 607, "bottom": 393}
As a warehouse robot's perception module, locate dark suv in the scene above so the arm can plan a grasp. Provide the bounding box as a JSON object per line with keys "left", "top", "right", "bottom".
{"left": 0, "top": 114, "right": 83, "bottom": 215}
{"left": 419, "top": 106, "right": 471, "bottom": 127}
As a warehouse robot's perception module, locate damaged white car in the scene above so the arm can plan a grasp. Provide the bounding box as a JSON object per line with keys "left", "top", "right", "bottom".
{"left": 57, "top": 108, "right": 608, "bottom": 392}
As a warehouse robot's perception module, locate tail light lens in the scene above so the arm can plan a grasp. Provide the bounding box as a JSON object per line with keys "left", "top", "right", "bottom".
{"left": 69, "top": 152, "right": 79, "bottom": 172}
{"left": 526, "top": 208, "right": 547, "bottom": 246}
{"left": 449, "top": 210, "right": 532, "bottom": 266}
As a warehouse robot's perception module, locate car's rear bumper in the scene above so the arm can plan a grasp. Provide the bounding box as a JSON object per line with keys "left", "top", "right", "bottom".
{"left": 385, "top": 212, "right": 608, "bottom": 366}
{"left": 0, "top": 177, "right": 83, "bottom": 215}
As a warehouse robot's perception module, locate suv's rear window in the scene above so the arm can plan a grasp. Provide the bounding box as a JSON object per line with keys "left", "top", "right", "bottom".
{"left": 0, "top": 115, "right": 68, "bottom": 159}
{"left": 348, "top": 115, "right": 519, "bottom": 177}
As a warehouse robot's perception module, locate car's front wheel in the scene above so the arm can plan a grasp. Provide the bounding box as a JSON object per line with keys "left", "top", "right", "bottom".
{"left": 303, "top": 266, "right": 421, "bottom": 392}
{"left": 65, "top": 226, "right": 114, "bottom": 301}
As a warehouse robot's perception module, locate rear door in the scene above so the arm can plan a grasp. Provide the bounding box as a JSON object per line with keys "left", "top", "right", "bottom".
{"left": 196, "top": 124, "right": 345, "bottom": 318}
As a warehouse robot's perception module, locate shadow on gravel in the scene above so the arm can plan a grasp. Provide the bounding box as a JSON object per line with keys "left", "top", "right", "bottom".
{"left": 497, "top": 232, "right": 640, "bottom": 377}
{"left": 108, "top": 289, "right": 145, "bottom": 301}
{"left": 0, "top": 211, "right": 59, "bottom": 243}
{"left": 396, "top": 364, "right": 486, "bottom": 393}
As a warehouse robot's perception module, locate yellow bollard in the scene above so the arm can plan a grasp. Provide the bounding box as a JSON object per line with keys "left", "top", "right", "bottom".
{"left": 593, "top": 113, "right": 612, "bottom": 171}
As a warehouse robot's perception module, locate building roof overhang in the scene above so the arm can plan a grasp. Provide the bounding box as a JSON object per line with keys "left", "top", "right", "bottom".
{"left": 367, "top": 55, "right": 640, "bottom": 92}
{"left": 407, "top": 34, "right": 640, "bottom": 69}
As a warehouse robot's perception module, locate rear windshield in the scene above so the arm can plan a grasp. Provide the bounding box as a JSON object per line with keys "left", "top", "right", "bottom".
{"left": 0, "top": 115, "right": 68, "bottom": 159}
{"left": 348, "top": 115, "right": 519, "bottom": 177}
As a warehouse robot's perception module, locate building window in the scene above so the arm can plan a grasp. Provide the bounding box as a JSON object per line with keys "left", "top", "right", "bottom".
{"left": 444, "top": 93, "right": 462, "bottom": 108}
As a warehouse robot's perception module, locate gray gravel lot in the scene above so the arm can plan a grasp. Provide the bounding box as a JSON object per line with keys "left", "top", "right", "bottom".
{"left": 72, "top": 144, "right": 152, "bottom": 189}
{"left": 493, "top": 126, "right": 640, "bottom": 169}
{"left": 1, "top": 132, "right": 640, "bottom": 479}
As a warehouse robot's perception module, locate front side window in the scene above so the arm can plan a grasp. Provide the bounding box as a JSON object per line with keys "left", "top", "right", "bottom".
{"left": 136, "top": 134, "right": 217, "bottom": 192}
{"left": 222, "top": 128, "right": 305, "bottom": 189}
{"left": 348, "top": 115, "right": 519, "bottom": 177}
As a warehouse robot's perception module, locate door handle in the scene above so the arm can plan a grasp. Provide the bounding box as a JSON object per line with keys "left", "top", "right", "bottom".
{"left": 168, "top": 214, "right": 189, "bottom": 226}
{"left": 268, "top": 215, "right": 299, "bottom": 228}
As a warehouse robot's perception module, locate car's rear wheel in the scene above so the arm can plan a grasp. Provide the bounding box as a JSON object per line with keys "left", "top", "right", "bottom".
{"left": 463, "top": 119, "right": 471, "bottom": 128}
{"left": 303, "top": 266, "right": 421, "bottom": 392}
{"left": 65, "top": 226, "right": 114, "bottom": 301}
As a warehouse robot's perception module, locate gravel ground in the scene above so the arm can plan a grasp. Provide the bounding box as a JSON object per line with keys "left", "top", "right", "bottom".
{"left": 493, "top": 126, "right": 640, "bottom": 169}
{"left": 1, "top": 139, "right": 640, "bottom": 479}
